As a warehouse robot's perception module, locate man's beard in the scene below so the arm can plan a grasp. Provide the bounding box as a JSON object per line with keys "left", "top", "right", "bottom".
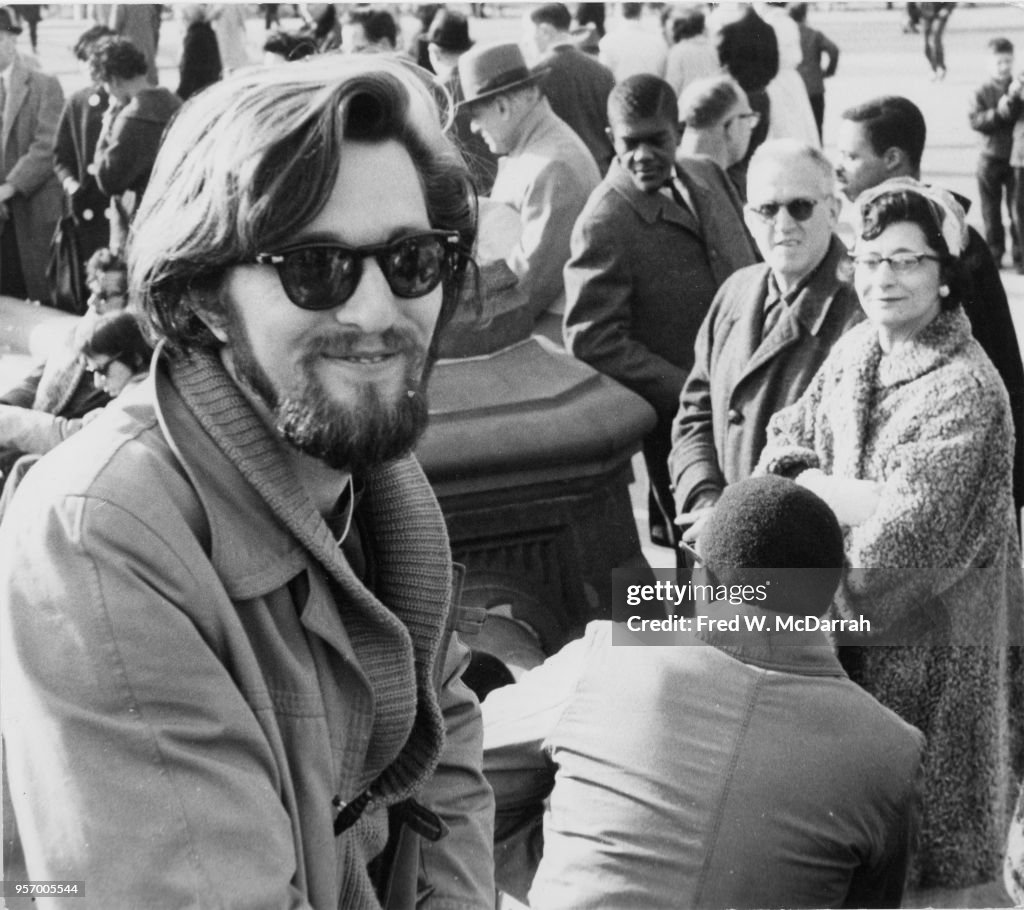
{"left": 228, "top": 325, "right": 433, "bottom": 476}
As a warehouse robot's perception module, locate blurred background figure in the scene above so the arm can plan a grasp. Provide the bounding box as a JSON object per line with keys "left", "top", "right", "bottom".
{"left": 341, "top": 6, "right": 397, "bottom": 54}
{"left": 522, "top": 2, "right": 615, "bottom": 174}
{"left": 790, "top": 2, "right": 839, "bottom": 142}
{"left": 677, "top": 75, "right": 759, "bottom": 192}
{"left": 88, "top": 35, "right": 181, "bottom": 252}
{"left": 407, "top": 2, "right": 441, "bottom": 70}
{"left": 0, "top": 6, "right": 64, "bottom": 303}
{"left": 13, "top": 3, "right": 41, "bottom": 54}
{"left": 761, "top": 1, "right": 820, "bottom": 147}
{"left": 53, "top": 22, "right": 115, "bottom": 312}
{"left": 920, "top": 0, "right": 955, "bottom": 80}
{"left": 176, "top": 5, "right": 222, "bottom": 101}
{"left": 207, "top": 3, "right": 250, "bottom": 74}
{"left": 107, "top": 3, "right": 160, "bottom": 85}
{"left": 599, "top": 2, "right": 666, "bottom": 81}
{"left": 664, "top": 5, "right": 719, "bottom": 98}
{"left": 262, "top": 29, "right": 316, "bottom": 65}
{"left": 425, "top": 8, "right": 499, "bottom": 193}
{"left": 298, "top": 2, "right": 340, "bottom": 53}
{"left": 260, "top": 2, "right": 280, "bottom": 31}
{"left": 572, "top": 1, "right": 604, "bottom": 55}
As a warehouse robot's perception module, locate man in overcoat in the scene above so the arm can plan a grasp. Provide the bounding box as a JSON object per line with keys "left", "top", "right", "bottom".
{"left": 0, "top": 8, "right": 64, "bottom": 301}
{"left": 669, "top": 139, "right": 863, "bottom": 542}
{"left": 564, "top": 74, "right": 757, "bottom": 548}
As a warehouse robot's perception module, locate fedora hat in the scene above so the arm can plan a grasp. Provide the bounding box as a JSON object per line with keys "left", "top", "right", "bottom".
{"left": 458, "top": 42, "right": 546, "bottom": 108}
{"left": 0, "top": 8, "right": 22, "bottom": 35}
{"left": 427, "top": 9, "right": 473, "bottom": 53}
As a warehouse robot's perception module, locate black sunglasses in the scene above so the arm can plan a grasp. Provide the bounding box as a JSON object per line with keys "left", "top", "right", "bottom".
{"left": 254, "top": 231, "right": 463, "bottom": 311}
{"left": 747, "top": 198, "right": 823, "bottom": 223}
{"left": 87, "top": 355, "right": 123, "bottom": 378}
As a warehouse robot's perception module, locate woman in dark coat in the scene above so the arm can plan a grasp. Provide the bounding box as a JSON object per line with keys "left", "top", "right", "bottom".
{"left": 53, "top": 24, "right": 115, "bottom": 313}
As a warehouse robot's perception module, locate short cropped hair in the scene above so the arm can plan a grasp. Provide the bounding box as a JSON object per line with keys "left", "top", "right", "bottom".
{"left": 81, "top": 311, "right": 153, "bottom": 375}
{"left": 85, "top": 247, "right": 127, "bottom": 285}
{"left": 530, "top": 3, "right": 572, "bottom": 32}
{"left": 74, "top": 24, "right": 115, "bottom": 63}
{"left": 788, "top": 3, "right": 808, "bottom": 25}
{"left": 841, "top": 95, "right": 926, "bottom": 172}
{"left": 130, "top": 56, "right": 477, "bottom": 355}
{"left": 748, "top": 138, "right": 836, "bottom": 196}
{"left": 88, "top": 36, "right": 148, "bottom": 83}
{"left": 678, "top": 75, "right": 744, "bottom": 129}
{"left": 342, "top": 7, "right": 398, "bottom": 48}
{"left": 989, "top": 36, "right": 1014, "bottom": 55}
{"left": 608, "top": 73, "right": 679, "bottom": 127}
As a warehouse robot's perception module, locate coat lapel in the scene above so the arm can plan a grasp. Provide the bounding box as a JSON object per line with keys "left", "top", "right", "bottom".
{"left": 3, "top": 57, "right": 29, "bottom": 155}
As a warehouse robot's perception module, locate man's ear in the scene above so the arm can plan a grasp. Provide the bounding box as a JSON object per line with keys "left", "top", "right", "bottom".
{"left": 883, "top": 145, "right": 906, "bottom": 174}
{"left": 185, "top": 288, "right": 229, "bottom": 345}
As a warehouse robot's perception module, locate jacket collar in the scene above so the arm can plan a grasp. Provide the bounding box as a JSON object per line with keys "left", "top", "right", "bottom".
{"left": 875, "top": 305, "right": 974, "bottom": 388}
{"left": 695, "top": 602, "right": 846, "bottom": 677}
{"left": 606, "top": 159, "right": 702, "bottom": 232}
{"left": 152, "top": 347, "right": 451, "bottom": 797}
{"left": 508, "top": 97, "right": 557, "bottom": 157}
{"left": 784, "top": 236, "right": 852, "bottom": 337}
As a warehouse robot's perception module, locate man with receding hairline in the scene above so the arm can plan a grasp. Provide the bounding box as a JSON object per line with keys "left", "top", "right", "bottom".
{"left": 670, "top": 139, "right": 863, "bottom": 544}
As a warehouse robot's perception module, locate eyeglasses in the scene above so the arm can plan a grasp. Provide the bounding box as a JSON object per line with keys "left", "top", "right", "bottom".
{"left": 254, "top": 231, "right": 463, "bottom": 311}
{"left": 852, "top": 252, "right": 941, "bottom": 273}
{"left": 746, "top": 198, "right": 824, "bottom": 222}
{"left": 726, "top": 111, "right": 761, "bottom": 129}
{"left": 87, "top": 356, "right": 122, "bottom": 378}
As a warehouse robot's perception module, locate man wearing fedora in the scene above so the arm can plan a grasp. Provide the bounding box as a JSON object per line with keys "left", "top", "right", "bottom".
{"left": 427, "top": 9, "right": 499, "bottom": 196}
{"left": 460, "top": 41, "right": 600, "bottom": 329}
{"left": 522, "top": 3, "right": 615, "bottom": 174}
{"left": 0, "top": 6, "right": 64, "bottom": 302}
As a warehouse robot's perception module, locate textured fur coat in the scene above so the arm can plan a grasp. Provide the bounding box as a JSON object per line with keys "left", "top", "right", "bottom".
{"left": 758, "top": 306, "right": 1024, "bottom": 889}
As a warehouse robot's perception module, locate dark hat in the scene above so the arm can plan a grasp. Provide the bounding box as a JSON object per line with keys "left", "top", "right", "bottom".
{"left": 427, "top": 9, "right": 473, "bottom": 53}
{"left": 458, "top": 42, "right": 546, "bottom": 109}
{"left": 0, "top": 8, "right": 22, "bottom": 35}
{"left": 700, "top": 476, "right": 844, "bottom": 615}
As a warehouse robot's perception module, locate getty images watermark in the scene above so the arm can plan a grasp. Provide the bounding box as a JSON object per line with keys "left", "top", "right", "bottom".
{"left": 610, "top": 568, "right": 1020, "bottom": 646}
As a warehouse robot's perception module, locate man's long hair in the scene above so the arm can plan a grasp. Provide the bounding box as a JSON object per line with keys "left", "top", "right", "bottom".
{"left": 129, "top": 56, "right": 477, "bottom": 355}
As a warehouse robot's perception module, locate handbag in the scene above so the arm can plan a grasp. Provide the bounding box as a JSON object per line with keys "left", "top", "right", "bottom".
{"left": 46, "top": 212, "right": 87, "bottom": 315}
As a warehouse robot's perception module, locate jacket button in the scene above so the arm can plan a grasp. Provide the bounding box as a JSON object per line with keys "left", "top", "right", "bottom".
{"left": 727, "top": 408, "right": 743, "bottom": 425}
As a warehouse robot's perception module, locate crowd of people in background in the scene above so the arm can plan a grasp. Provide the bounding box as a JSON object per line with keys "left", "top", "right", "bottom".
{"left": 2, "top": 3, "right": 1024, "bottom": 909}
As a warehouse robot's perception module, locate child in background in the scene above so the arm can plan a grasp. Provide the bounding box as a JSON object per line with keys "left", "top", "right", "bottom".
{"left": 969, "top": 37, "right": 1020, "bottom": 269}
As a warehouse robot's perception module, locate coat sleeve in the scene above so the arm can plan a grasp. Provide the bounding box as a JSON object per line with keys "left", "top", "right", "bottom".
{"left": 755, "top": 359, "right": 827, "bottom": 477}
{"left": 837, "top": 372, "right": 1014, "bottom": 626}
{"left": 668, "top": 289, "right": 728, "bottom": 515}
{"left": 563, "top": 202, "right": 689, "bottom": 420}
{"left": 53, "top": 98, "right": 79, "bottom": 186}
{"left": 481, "top": 626, "right": 596, "bottom": 903}
{"left": 416, "top": 633, "right": 497, "bottom": 909}
{"left": 93, "top": 109, "right": 163, "bottom": 197}
{"left": 969, "top": 85, "right": 1007, "bottom": 134}
{"left": 5, "top": 72, "right": 64, "bottom": 197}
{"left": 0, "top": 489, "right": 314, "bottom": 909}
{"left": 0, "top": 403, "right": 86, "bottom": 454}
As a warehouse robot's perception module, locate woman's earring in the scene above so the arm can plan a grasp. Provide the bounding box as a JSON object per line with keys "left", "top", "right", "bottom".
{"left": 939, "top": 285, "right": 950, "bottom": 297}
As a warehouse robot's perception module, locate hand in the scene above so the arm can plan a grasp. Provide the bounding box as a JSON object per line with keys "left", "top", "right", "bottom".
{"left": 0, "top": 183, "right": 15, "bottom": 205}
{"left": 677, "top": 506, "right": 716, "bottom": 546}
{"left": 796, "top": 469, "right": 883, "bottom": 527}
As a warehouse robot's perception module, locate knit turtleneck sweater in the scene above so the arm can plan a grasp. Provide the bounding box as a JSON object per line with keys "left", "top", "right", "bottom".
{"left": 168, "top": 349, "right": 452, "bottom": 907}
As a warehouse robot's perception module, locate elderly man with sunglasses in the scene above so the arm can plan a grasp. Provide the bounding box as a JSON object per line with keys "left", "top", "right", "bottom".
{"left": 669, "top": 139, "right": 863, "bottom": 545}
{"left": 0, "top": 58, "right": 495, "bottom": 908}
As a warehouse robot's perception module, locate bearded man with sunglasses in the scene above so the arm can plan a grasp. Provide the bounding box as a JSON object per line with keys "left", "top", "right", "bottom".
{"left": 669, "top": 139, "right": 863, "bottom": 545}
{"left": 0, "top": 57, "right": 495, "bottom": 909}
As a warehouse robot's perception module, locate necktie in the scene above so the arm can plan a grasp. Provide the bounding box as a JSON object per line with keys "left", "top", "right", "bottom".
{"left": 761, "top": 295, "right": 785, "bottom": 339}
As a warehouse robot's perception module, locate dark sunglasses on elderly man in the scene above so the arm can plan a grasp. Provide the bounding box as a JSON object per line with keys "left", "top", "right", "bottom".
{"left": 254, "top": 231, "right": 464, "bottom": 311}
{"left": 746, "top": 198, "right": 823, "bottom": 223}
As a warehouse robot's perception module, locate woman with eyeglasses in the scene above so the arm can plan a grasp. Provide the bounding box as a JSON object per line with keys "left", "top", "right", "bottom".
{"left": 757, "top": 178, "right": 1022, "bottom": 893}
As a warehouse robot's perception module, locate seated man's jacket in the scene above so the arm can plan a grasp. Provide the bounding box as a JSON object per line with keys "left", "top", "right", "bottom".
{"left": 0, "top": 348, "right": 494, "bottom": 909}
